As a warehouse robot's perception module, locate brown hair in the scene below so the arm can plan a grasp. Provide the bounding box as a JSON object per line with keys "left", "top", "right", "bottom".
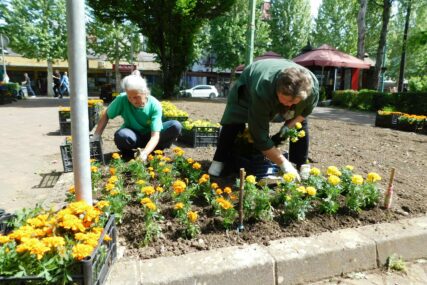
{"left": 276, "top": 67, "right": 312, "bottom": 100}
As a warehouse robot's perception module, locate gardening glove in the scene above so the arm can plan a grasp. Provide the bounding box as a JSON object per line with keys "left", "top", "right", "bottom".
{"left": 280, "top": 159, "right": 301, "bottom": 182}
{"left": 135, "top": 148, "right": 148, "bottom": 164}
{"left": 91, "top": 133, "right": 101, "bottom": 142}
{"left": 271, "top": 126, "right": 290, "bottom": 146}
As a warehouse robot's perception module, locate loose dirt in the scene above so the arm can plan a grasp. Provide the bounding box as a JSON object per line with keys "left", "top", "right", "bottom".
{"left": 101, "top": 99, "right": 427, "bottom": 260}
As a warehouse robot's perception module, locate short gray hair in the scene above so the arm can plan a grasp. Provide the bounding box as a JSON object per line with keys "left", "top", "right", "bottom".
{"left": 121, "top": 75, "right": 150, "bottom": 95}
{"left": 276, "top": 67, "right": 312, "bottom": 100}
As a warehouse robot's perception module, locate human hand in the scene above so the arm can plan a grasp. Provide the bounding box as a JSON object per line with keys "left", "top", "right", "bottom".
{"left": 91, "top": 133, "right": 101, "bottom": 142}
{"left": 280, "top": 159, "right": 301, "bottom": 182}
{"left": 135, "top": 148, "right": 148, "bottom": 163}
{"left": 271, "top": 126, "right": 290, "bottom": 146}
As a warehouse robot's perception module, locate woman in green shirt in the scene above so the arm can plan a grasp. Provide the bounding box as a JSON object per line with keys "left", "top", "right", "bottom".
{"left": 208, "top": 59, "right": 319, "bottom": 179}
{"left": 94, "top": 75, "right": 182, "bottom": 161}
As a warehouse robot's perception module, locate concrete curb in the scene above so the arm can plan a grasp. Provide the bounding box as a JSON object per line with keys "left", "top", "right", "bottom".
{"left": 106, "top": 215, "right": 427, "bottom": 285}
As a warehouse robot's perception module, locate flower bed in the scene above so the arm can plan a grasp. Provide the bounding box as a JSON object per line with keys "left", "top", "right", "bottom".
{"left": 375, "top": 111, "right": 426, "bottom": 134}
{"left": 0, "top": 201, "right": 117, "bottom": 284}
{"left": 397, "top": 114, "right": 426, "bottom": 133}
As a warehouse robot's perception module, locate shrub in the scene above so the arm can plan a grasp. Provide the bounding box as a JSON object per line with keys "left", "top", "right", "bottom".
{"left": 332, "top": 90, "right": 358, "bottom": 108}
{"left": 408, "top": 76, "right": 427, "bottom": 92}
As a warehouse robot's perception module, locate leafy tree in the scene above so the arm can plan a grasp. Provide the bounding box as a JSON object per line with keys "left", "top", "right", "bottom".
{"left": 88, "top": 0, "right": 235, "bottom": 98}
{"left": 200, "top": 0, "right": 270, "bottom": 73}
{"left": 312, "top": 0, "right": 359, "bottom": 54}
{"left": 87, "top": 14, "right": 143, "bottom": 92}
{"left": 0, "top": 0, "right": 67, "bottom": 96}
{"left": 269, "top": 0, "right": 311, "bottom": 58}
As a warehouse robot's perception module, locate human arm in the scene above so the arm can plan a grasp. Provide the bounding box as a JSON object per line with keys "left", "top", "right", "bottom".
{"left": 138, "top": 131, "right": 160, "bottom": 161}
{"left": 262, "top": 147, "right": 300, "bottom": 180}
{"left": 93, "top": 111, "right": 109, "bottom": 139}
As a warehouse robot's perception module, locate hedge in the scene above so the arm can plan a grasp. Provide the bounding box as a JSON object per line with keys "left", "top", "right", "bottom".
{"left": 332, "top": 89, "right": 427, "bottom": 115}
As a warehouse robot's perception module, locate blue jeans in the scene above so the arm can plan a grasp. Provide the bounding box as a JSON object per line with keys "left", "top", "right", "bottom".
{"left": 114, "top": 120, "right": 182, "bottom": 155}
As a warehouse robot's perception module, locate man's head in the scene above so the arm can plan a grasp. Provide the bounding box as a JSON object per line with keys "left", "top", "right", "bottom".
{"left": 122, "top": 75, "right": 150, "bottom": 108}
{"left": 276, "top": 67, "right": 312, "bottom": 107}
{"left": 24, "top": 73, "right": 28, "bottom": 77}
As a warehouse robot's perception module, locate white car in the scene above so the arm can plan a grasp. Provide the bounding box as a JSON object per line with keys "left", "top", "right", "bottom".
{"left": 180, "top": 85, "right": 219, "bottom": 98}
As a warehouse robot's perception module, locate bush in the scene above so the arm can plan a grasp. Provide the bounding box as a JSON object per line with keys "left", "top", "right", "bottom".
{"left": 395, "top": 92, "right": 427, "bottom": 115}
{"left": 332, "top": 90, "right": 358, "bottom": 108}
{"left": 408, "top": 76, "right": 427, "bottom": 92}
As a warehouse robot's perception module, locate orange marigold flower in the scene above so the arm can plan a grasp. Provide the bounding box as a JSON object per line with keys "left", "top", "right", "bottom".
{"left": 215, "top": 188, "right": 223, "bottom": 195}
{"left": 224, "top": 187, "right": 232, "bottom": 194}
{"left": 69, "top": 185, "right": 75, "bottom": 193}
{"left": 173, "top": 180, "right": 186, "bottom": 194}
{"left": 91, "top": 166, "right": 98, "bottom": 173}
{"left": 211, "top": 183, "right": 218, "bottom": 189}
{"left": 141, "top": 197, "right": 152, "bottom": 205}
{"left": 109, "top": 167, "right": 116, "bottom": 175}
{"left": 192, "top": 162, "right": 201, "bottom": 170}
{"left": 174, "top": 202, "right": 184, "bottom": 210}
{"left": 187, "top": 158, "right": 194, "bottom": 164}
{"left": 72, "top": 243, "right": 94, "bottom": 261}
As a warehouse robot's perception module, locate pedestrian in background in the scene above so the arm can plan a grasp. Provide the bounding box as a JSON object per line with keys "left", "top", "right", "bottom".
{"left": 60, "top": 71, "right": 69, "bottom": 97}
{"left": 22, "top": 73, "right": 36, "bottom": 97}
{"left": 53, "top": 70, "right": 62, "bottom": 98}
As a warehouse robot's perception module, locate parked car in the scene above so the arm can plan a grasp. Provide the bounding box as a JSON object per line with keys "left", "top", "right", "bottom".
{"left": 180, "top": 85, "right": 219, "bottom": 98}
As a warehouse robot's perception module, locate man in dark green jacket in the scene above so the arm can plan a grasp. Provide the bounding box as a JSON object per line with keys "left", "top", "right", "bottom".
{"left": 208, "top": 59, "right": 319, "bottom": 179}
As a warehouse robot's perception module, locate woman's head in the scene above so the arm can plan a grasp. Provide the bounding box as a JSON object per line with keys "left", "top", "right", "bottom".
{"left": 122, "top": 75, "right": 150, "bottom": 108}
{"left": 276, "top": 67, "right": 312, "bottom": 106}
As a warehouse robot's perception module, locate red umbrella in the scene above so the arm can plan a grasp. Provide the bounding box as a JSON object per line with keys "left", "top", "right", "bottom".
{"left": 235, "top": 51, "right": 283, "bottom": 72}
{"left": 292, "top": 44, "right": 371, "bottom": 69}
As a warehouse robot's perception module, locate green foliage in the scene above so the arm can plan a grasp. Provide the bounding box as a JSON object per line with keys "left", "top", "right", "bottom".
{"left": 241, "top": 178, "right": 273, "bottom": 222}
{"left": 200, "top": 0, "right": 270, "bottom": 72}
{"left": 387, "top": 254, "right": 407, "bottom": 272}
{"left": 87, "top": 0, "right": 236, "bottom": 98}
{"left": 269, "top": 0, "right": 311, "bottom": 59}
{"left": 408, "top": 76, "right": 427, "bottom": 92}
{"left": 312, "top": 0, "right": 358, "bottom": 54}
{"left": 0, "top": 0, "right": 67, "bottom": 61}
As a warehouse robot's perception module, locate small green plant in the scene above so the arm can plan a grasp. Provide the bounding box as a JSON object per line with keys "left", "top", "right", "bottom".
{"left": 140, "top": 198, "right": 163, "bottom": 246}
{"left": 241, "top": 175, "right": 273, "bottom": 222}
{"left": 387, "top": 254, "right": 407, "bottom": 272}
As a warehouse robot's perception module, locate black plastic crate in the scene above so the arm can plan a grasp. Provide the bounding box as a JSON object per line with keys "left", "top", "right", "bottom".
{"left": 179, "top": 126, "right": 219, "bottom": 147}
{"left": 59, "top": 110, "right": 71, "bottom": 122}
{"left": 60, "top": 121, "right": 72, "bottom": 135}
{"left": 0, "top": 213, "right": 14, "bottom": 235}
{"left": 61, "top": 137, "right": 105, "bottom": 172}
{"left": 162, "top": 116, "right": 188, "bottom": 122}
{"left": 0, "top": 214, "right": 117, "bottom": 285}
{"left": 374, "top": 113, "right": 400, "bottom": 129}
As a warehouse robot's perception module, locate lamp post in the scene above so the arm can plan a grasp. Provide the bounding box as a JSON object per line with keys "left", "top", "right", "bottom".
{"left": 0, "top": 34, "right": 10, "bottom": 83}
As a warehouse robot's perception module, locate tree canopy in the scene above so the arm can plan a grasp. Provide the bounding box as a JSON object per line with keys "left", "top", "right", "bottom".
{"left": 87, "top": 0, "right": 235, "bottom": 98}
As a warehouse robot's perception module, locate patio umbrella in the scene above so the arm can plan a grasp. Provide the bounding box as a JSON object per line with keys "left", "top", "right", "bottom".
{"left": 235, "top": 51, "right": 283, "bottom": 72}
{"left": 292, "top": 44, "right": 371, "bottom": 69}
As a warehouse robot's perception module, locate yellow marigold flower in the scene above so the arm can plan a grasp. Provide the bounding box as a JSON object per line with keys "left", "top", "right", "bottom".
{"left": 110, "top": 190, "right": 119, "bottom": 196}
{"left": 141, "top": 197, "right": 152, "bottom": 205}
{"left": 192, "top": 162, "right": 202, "bottom": 170}
{"left": 104, "top": 235, "right": 112, "bottom": 242}
{"left": 69, "top": 185, "right": 75, "bottom": 193}
{"left": 145, "top": 202, "right": 157, "bottom": 211}
{"left": 42, "top": 236, "right": 66, "bottom": 248}
{"left": 72, "top": 243, "right": 94, "bottom": 261}
{"left": 283, "top": 173, "right": 296, "bottom": 183}
{"left": 163, "top": 157, "right": 172, "bottom": 162}
{"left": 68, "top": 200, "right": 91, "bottom": 215}
{"left": 285, "top": 195, "right": 292, "bottom": 201}
{"left": 187, "top": 211, "right": 198, "bottom": 223}
{"left": 156, "top": 186, "right": 164, "bottom": 193}
{"left": 148, "top": 154, "right": 154, "bottom": 161}
{"left": 230, "top": 194, "right": 238, "bottom": 201}
{"left": 367, "top": 172, "right": 381, "bottom": 183}
{"left": 291, "top": 137, "right": 299, "bottom": 143}
{"left": 105, "top": 183, "right": 115, "bottom": 191}
{"left": 211, "top": 182, "right": 219, "bottom": 189}
{"left": 27, "top": 214, "right": 49, "bottom": 228}
{"left": 328, "top": 175, "right": 341, "bottom": 186}
{"left": 148, "top": 167, "right": 154, "bottom": 171}
{"left": 345, "top": 165, "right": 354, "bottom": 171}
{"left": 198, "top": 177, "right": 207, "bottom": 184}
{"left": 154, "top": 150, "right": 163, "bottom": 155}
{"left": 141, "top": 186, "right": 155, "bottom": 196}
{"left": 219, "top": 199, "right": 233, "bottom": 210}
{"left": 215, "top": 188, "right": 223, "bottom": 195}
{"left": 17, "top": 237, "right": 50, "bottom": 260}
{"left": 187, "top": 158, "right": 194, "bottom": 164}
{"left": 150, "top": 171, "right": 155, "bottom": 178}
{"left": 296, "top": 186, "right": 306, "bottom": 193}
{"left": 351, "top": 175, "right": 364, "bottom": 185}
{"left": 224, "top": 187, "right": 232, "bottom": 194}
{"left": 59, "top": 214, "right": 86, "bottom": 232}
{"left": 310, "top": 167, "right": 321, "bottom": 176}
{"left": 174, "top": 202, "right": 184, "bottom": 210}
{"left": 306, "top": 186, "right": 317, "bottom": 196}
{"left": 162, "top": 167, "right": 171, "bottom": 173}
{"left": 159, "top": 162, "right": 165, "bottom": 167}
{"left": 298, "top": 130, "right": 305, "bottom": 138}
{"left": 156, "top": 155, "right": 163, "bottom": 160}
{"left": 84, "top": 207, "right": 101, "bottom": 224}
{"left": 246, "top": 175, "right": 256, "bottom": 184}
{"left": 95, "top": 200, "right": 110, "bottom": 209}
{"left": 173, "top": 147, "right": 185, "bottom": 156}
{"left": 109, "top": 167, "right": 116, "bottom": 175}
{"left": 109, "top": 175, "right": 119, "bottom": 183}
{"left": 173, "top": 180, "right": 187, "bottom": 194}
{"left": 136, "top": 179, "right": 146, "bottom": 185}
{"left": 112, "top": 153, "right": 121, "bottom": 160}
{"left": 295, "top": 122, "right": 302, "bottom": 129}
{"left": 91, "top": 166, "right": 98, "bottom": 173}
{"left": 0, "top": 235, "right": 10, "bottom": 244}
{"left": 327, "top": 166, "right": 342, "bottom": 177}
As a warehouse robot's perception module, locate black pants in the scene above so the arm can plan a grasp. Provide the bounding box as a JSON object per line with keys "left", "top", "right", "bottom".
{"left": 213, "top": 119, "right": 309, "bottom": 169}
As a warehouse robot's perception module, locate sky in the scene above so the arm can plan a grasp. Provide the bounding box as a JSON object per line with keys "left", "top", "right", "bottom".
{"left": 310, "top": 0, "right": 323, "bottom": 18}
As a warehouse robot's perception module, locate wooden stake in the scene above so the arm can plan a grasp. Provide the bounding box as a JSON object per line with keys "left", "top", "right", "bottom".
{"left": 238, "top": 168, "right": 246, "bottom": 232}
{"left": 384, "top": 168, "right": 395, "bottom": 209}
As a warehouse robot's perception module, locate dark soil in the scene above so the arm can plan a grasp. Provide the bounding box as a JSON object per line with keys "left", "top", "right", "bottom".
{"left": 102, "top": 99, "right": 427, "bottom": 260}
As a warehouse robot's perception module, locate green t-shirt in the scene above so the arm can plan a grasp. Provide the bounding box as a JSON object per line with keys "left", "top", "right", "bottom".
{"left": 221, "top": 59, "right": 319, "bottom": 151}
{"left": 107, "top": 93, "right": 163, "bottom": 134}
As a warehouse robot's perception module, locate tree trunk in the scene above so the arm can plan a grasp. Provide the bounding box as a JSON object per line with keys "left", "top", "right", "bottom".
{"left": 114, "top": 56, "right": 121, "bottom": 93}
{"left": 371, "top": 0, "right": 392, "bottom": 90}
{"left": 47, "top": 60, "right": 54, "bottom": 97}
{"left": 357, "top": 0, "right": 368, "bottom": 89}
{"left": 398, "top": 0, "right": 411, "bottom": 92}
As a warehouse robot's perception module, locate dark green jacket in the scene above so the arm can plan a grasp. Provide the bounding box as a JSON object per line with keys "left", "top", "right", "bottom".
{"left": 221, "top": 59, "right": 319, "bottom": 151}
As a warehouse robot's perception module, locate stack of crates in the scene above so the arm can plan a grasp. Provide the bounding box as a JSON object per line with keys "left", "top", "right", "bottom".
{"left": 58, "top": 100, "right": 104, "bottom": 136}
{"left": 60, "top": 136, "right": 105, "bottom": 172}
{"left": 180, "top": 126, "right": 220, "bottom": 147}
{"left": 59, "top": 107, "right": 72, "bottom": 135}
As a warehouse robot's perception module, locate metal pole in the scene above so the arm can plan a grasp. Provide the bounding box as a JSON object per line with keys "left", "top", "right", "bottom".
{"left": 245, "top": 0, "right": 256, "bottom": 66}
{"left": 66, "top": 0, "right": 92, "bottom": 204}
{"left": 1, "top": 36, "right": 6, "bottom": 76}
{"left": 380, "top": 44, "right": 387, "bottom": 92}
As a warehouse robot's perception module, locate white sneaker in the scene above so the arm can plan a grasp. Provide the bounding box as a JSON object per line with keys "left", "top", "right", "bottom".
{"left": 208, "top": 160, "right": 224, "bottom": 176}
